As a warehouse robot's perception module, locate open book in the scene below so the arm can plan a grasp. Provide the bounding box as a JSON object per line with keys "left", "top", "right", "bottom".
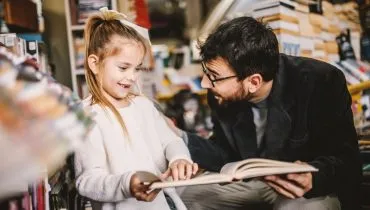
{"left": 136, "top": 158, "right": 318, "bottom": 190}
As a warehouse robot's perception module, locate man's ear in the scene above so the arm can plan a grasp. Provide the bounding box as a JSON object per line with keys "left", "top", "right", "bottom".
{"left": 87, "top": 54, "right": 99, "bottom": 74}
{"left": 246, "top": 74, "right": 263, "bottom": 93}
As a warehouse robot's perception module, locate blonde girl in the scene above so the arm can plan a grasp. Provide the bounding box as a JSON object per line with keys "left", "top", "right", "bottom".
{"left": 74, "top": 8, "right": 198, "bottom": 210}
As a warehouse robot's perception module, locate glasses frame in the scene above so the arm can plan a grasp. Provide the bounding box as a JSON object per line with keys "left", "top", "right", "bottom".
{"left": 201, "top": 62, "right": 237, "bottom": 87}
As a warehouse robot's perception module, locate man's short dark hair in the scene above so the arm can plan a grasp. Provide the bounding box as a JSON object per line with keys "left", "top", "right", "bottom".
{"left": 199, "top": 16, "right": 279, "bottom": 81}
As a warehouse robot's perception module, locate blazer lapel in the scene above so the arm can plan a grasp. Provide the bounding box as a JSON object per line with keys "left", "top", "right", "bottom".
{"left": 218, "top": 120, "right": 238, "bottom": 152}
{"left": 261, "top": 55, "right": 294, "bottom": 160}
{"left": 232, "top": 106, "right": 258, "bottom": 159}
{"left": 262, "top": 102, "right": 292, "bottom": 159}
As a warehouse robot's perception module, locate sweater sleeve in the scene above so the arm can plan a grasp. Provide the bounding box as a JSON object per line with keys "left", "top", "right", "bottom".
{"left": 74, "top": 123, "right": 135, "bottom": 202}
{"left": 149, "top": 100, "right": 192, "bottom": 165}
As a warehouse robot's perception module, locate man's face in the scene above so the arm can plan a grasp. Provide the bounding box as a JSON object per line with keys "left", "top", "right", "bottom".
{"left": 200, "top": 57, "right": 249, "bottom": 105}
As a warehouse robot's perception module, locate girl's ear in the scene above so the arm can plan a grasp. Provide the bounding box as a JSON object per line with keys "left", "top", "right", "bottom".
{"left": 87, "top": 54, "right": 99, "bottom": 74}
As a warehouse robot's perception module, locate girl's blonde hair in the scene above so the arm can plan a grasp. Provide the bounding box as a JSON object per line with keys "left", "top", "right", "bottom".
{"left": 84, "top": 8, "right": 148, "bottom": 136}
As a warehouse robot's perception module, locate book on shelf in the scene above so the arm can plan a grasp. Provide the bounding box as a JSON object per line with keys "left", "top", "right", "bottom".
{"left": 252, "top": 0, "right": 296, "bottom": 11}
{"left": 295, "top": 2, "right": 309, "bottom": 13}
{"left": 260, "top": 13, "right": 299, "bottom": 24}
{"left": 267, "top": 20, "right": 300, "bottom": 33}
{"left": 136, "top": 158, "right": 318, "bottom": 190}
{"left": 340, "top": 59, "right": 370, "bottom": 81}
{"left": 25, "top": 40, "right": 39, "bottom": 63}
{"left": 253, "top": 2, "right": 297, "bottom": 19}
{"left": 0, "top": 33, "right": 26, "bottom": 57}
{"left": 330, "top": 62, "right": 360, "bottom": 85}
{"left": 77, "top": 0, "right": 110, "bottom": 24}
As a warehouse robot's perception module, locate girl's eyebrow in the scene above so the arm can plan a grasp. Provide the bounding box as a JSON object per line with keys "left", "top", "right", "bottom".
{"left": 117, "top": 62, "right": 131, "bottom": 66}
{"left": 118, "top": 62, "right": 143, "bottom": 67}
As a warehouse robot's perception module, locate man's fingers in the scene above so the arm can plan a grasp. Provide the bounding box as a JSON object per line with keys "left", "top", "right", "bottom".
{"left": 266, "top": 181, "right": 296, "bottom": 199}
{"left": 265, "top": 175, "right": 305, "bottom": 198}
{"left": 286, "top": 173, "right": 311, "bottom": 190}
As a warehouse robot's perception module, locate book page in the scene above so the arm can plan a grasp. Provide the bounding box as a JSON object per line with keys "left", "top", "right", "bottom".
{"left": 234, "top": 165, "right": 318, "bottom": 180}
{"left": 220, "top": 159, "right": 252, "bottom": 175}
{"left": 236, "top": 159, "right": 300, "bottom": 172}
{"left": 220, "top": 158, "right": 297, "bottom": 175}
{"left": 135, "top": 171, "right": 161, "bottom": 185}
{"left": 149, "top": 172, "right": 232, "bottom": 189}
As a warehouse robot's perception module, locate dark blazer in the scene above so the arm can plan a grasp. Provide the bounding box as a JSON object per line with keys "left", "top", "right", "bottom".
{"left": 187, "top": 54, "right": 362, "bottom": 209}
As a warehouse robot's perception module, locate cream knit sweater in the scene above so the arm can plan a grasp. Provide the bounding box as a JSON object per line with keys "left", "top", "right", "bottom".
{"left": 75, "top": 96, "right": 191, "bottom": 210}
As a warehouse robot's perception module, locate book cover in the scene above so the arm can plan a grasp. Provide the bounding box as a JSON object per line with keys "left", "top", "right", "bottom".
{"left": 137, "top": 158, "right": 318, "bottom": 190}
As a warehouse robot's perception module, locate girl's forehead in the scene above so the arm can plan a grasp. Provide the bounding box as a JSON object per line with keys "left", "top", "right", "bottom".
{"left": 109, "top": 35, "right": 141, "bottom": 46}
{"left": 105, "top": 36, "right": 144, "bottom": 53}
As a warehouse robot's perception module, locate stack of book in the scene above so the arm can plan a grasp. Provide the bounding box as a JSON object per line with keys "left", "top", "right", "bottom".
{"left": 250, "top": 0, "right": 362, "bottom": 64}
{"left": 0, "top": 33, "right": 45, "bottom": 72}
{"left": 295, "top": 1, "right": 314, "bottom": 58}
{"left": 252, "top": 0, "right": 300, "bottom": 56}
{"left": 323, "top": 1, "right": 361, "bottom": 60}
{"left": 321, "top": 1, "right": 345, "bottom": 62}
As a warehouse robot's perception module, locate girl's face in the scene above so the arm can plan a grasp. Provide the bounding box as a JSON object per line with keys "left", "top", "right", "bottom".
{"left": 96, "top": 35, "right": 145, "bottom": 105}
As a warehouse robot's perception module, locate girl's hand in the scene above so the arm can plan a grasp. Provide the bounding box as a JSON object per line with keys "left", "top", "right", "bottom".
{"left": 161, "top": 159, "right": 199, "bottom": 181}
{"left": 130, "top": 173, "right": 160, "bottom": 202}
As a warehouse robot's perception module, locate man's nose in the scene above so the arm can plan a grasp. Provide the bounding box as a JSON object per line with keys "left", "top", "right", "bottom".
{"left": 201, "top": 75, "right": 212, "bottom": 89}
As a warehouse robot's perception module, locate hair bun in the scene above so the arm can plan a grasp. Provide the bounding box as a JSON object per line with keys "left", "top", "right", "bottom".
{"left": 99, "top": 7, "right": 128, "bottom": 21}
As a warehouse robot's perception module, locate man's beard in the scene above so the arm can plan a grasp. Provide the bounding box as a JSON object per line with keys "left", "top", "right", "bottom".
{"left": 211, "top": 87, "right": 249, "bottom": 107}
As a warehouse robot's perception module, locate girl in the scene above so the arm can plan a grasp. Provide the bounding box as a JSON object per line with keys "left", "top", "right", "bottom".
{"left": 74, "top": 8, "right": 198, "bottom": 210}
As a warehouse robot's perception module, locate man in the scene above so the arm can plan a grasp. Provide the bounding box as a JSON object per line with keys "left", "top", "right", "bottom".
{"left": 169, "top": 17, "right": 361, "bottom": 209}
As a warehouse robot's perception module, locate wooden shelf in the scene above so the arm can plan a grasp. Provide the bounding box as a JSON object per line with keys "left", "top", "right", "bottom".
{"left": 65, "top": 0, "right": 117, "bottom": 98}
{"left": 3, "top": 0, "right": 39, "bottom": 32}
{"left": 348, "top": 81, "right": 370, "bottom": 95}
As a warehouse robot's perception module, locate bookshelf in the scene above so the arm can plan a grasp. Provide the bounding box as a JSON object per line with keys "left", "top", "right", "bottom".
{"left": 64, "top": 0, "right": 118, "bottom": 98}
{"left": 3, "top": 0, "right": 39, "bottom": 32}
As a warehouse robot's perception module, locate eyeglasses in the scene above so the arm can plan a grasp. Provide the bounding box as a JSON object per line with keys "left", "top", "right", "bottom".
{"left": 201, "top": 62, "right": 237, "bottom": 87}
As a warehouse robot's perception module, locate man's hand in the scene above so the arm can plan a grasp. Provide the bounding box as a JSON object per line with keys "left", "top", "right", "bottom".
{"left": 130, "top": 174, "right": 160, "bottom": 202}
{"left": 263, "top": 161, "right": 313, "bottom": 199}
{"left": 161, "top": 159, "right": 199, "bottom": 181}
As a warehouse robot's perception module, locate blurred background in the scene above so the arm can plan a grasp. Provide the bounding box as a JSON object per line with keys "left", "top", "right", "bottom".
{"left": 2, "top": 0, "right": 370, "bottom": 209}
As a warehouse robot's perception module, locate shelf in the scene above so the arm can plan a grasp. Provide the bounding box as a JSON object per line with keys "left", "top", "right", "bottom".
{"left": 65, "top": 0, "right": 118, "bottom": 99}
{"left": 348, "top": 81, "right": 370, "bottom": 95}
{"left": 71, "top": 25, "right": 85, "bottom": 31}
{"left": 4, "top": 0, "right": 39, "bottom": 32}
{"left": 156, "top": 89, "right": 207, "bottom": 101}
